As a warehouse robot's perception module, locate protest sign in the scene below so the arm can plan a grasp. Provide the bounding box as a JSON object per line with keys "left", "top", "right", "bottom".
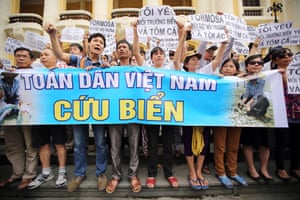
{"left": 24, "top": 31, "right": 50, "bottom": 52}
{"left": 247, "top": 25, "right": 258, "bottom": 42}
{"left": 137, "top": 5, "right": 177, "bottom": 39}
{"left": 89, "top": 19, "right": 116, "bottom": 55}
{"left": 0, "top": 59, "right": 11, "bottom": 70}
{"left": 0, "top": 67, "right": 287, "bottom": 128}
{"left": 232, "top": 40, "right": 249, "bottom": 55}
{"left": 287, "top": 53, "right": 300, "bottom": 94}
{"left": 288, "top": 28, "right": 300, "bottom": 46}
{"left": 258, "top": 21, "right": 293, "bottom": 47}
{"left": 158, "top": 38, "right": 178, "bottom": 52}
{"left": 125, "top": 27, "right": 148, "bottom": 44}
{"left": 103, "top": 35, "right": 116, "bottom": 55}
{"left": 189, "top": 13, "right": 227, "bottom": 42}
{"left": 223, "top": 13, "right": 249, "bottom": 41}
{"left": 60, "top": 27, "right": 84, "bottom": 43}
{"left": 4, "top": 37, "right": 28, "bottom": 54}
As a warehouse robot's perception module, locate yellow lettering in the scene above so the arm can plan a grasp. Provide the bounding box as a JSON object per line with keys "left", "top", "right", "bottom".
{"left": 164, "top": 101, "right": 183, "bottom": 121}
{"left": 147, "top": 100, "right": 162, "bottom": 120}
{"left": 73, "top": 96, "right": 90, "bottom": 120}
{"left": 120, "top": 100, "right": 136, "bottom": 119}
{"left": 54, "top": 100, "right": 71, "bottom": 120}
{"left": 138, "top": 99, "right": 145, "bottom": 120}
{"left": 91, "top": 99, "right": 109, "bottom": 120}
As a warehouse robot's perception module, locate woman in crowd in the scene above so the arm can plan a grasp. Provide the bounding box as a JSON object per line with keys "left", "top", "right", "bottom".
{"left": 240, "top": 54, "right": 273, "bottom": 184}
{"left": 272, "top": 48, "right": 300, "bottom": 181}
{"left": 212, "top": 58, "right": 248, "bottom": 188}
{"left": 173, "top": 22, "right": 227, "bottom": 190}
{"left": 132, "top": 20, "right": 181, "bottom": 189}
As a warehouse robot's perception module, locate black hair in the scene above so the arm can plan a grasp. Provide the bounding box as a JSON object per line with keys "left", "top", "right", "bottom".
{"left": 116, "top": 39, "right": 132, "bottom": 51}
{"left": 245, "top": 54, "right": 262, "bottom": 66}
{"left": 88, "top": 33, "right": 106, "bottom": 48}
{"left": 140, "top": 48, "right": 146, "bottom": 56}
{"left": 69, "top": 43, "right": 83, "bottom": 52}
{"left": 272, "top": 47, "right": 293, "bottom": 60}
{"left": 150, "top": 46, "right": 165, "bottom": 59}
{"left": 14, "top": 47, "right": 34, "bottom": 59}
{"left": 219, "top": 58, "right": 240, "bottom": 74}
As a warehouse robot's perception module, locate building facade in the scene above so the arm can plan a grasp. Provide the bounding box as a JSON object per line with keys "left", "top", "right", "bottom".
{"left": 0, "top": 0, "right": 299, "bottom": 60}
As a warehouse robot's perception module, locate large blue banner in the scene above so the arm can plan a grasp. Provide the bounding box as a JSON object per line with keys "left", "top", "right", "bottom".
{"left": 0, "top": 66, "right": 287, "bottom": 127}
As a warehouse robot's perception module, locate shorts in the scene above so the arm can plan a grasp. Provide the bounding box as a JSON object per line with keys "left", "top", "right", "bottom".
{"left": 32, "top": 125, "right": 67, "bottom": 148}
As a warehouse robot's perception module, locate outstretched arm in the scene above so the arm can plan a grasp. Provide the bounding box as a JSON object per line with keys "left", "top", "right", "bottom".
{"left": 210, "top": 40, "right": 228, "bottom": 72}
{"left": 44, "top": 22, "right": 71, "bottom": 63}
{"left": 173, "top": 21, "right": 186, "bottom": 71}
{"left": 249, "top": 37, "right": 261, "bottom": 56}
{"left": 132, "top": 20, "right": 145, "bottom": 66}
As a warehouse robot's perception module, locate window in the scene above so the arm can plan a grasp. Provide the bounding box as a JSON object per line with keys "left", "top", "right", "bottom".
{"left": 242, "top": 0, "right": 260, "bottom": 6}
{"left": 113, "top": 0, "right": 142, "bottom": 9}
{"left": 66, "top": 0, "right": 92, "bottom": 12}
{"left": 20, "top": 0, "right": 44, "bottom": 16}
{"left": 242, "top": 0, "right": 263, "bottom": 16}
{"left": 163, "top": 0, "right": 192, "bottom": 7}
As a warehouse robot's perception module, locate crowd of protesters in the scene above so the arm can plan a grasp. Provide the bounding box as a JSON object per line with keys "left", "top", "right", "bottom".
{"left": 0, "top": 18, "right": 299, "bottom": 195}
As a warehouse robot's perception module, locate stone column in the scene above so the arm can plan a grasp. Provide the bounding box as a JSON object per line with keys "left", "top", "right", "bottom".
{"left": 193, "top": 0, "right": 233, "bottom": 14}
{"left": 43, "top": 0, "right": 62, "bottom": 23}
{"left": 0, "top": 0, "right": 12, "bottom": 59}
{"left": 93, "top": 0, "right": 109, "bottom": 19}
{"left": 143, "top": 0, "right": 162, "bottom": 6}
{"left": 214, "top": 0, "right": 234, "bottom": 14}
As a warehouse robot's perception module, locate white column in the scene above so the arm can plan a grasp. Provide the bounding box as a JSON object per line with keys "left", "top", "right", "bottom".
{"left": 194, "top": 0, "right": 233, "bottom": 14}
{"left": 283, "top": 0, "right": 300, "bottom": 28}
{"left": 144, "top": 0, "right": 161, "bottom": 6}
{"left": 214, "top": 0, "right": 234, "bottom": 14}
{"left": 43, "top": 0, "right": 61, "bottom": 23}
{"left": 194, "top": 0, "right": 212, "bottom": 13}
{"left": 0, "top": 0, "right": 12, "bottom": 59}
{"left": 93, "top": 0, "right": 109, "bottom": 20}
{"left": 282, "top": 0, "right": 300, "bottom": 52}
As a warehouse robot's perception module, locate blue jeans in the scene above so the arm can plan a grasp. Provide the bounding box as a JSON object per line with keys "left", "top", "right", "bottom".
{"left": 73, "top": 125, "right": 107, "bottom": 177}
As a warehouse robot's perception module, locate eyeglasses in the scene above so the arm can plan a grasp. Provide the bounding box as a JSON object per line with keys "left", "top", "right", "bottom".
{"left": 248, "top": 61, "right": 264, "bottom": 65}
{"left": 278, "top": 52, "right": 294, "bottom": 58}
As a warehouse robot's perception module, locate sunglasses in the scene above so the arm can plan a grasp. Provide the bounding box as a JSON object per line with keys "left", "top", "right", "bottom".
{"left": 248, "top": 61, "right": 264, "bottom": 65}
{"left": 278, "top": 52, "right": 294, "bottom": 58}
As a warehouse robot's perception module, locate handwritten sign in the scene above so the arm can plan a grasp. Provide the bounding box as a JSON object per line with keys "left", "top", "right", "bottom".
{"left": 24, "top": 31, "right": 50, "bottom": 52}
{"left": 287, "top": 54, "right": 300, "bottom": 94}
{"left": 60, "top": 27, "right": 84, "bottom": 43}
{"left": 189, "top": 13, "right": 227, "bottom": 42}
{"left": 232, "top": 40, "right": 249, "bottom": 55}
{"left": 4, "top": 37, "right": 27, "bottom": 54}
{"left": 288, "top": 28, "right": 300, "bottom": 46}
{"left": 247, "top": 25, "right": 258, "bottom": 42}
{"left": 125, "top": 27, "right": 148, "bottom": 44}
{"left": 258, "top": 21, "right": 293, "bottom": 47}
{"left": 137, "top": 6, "right": 177, "bottom": 39}
{"left": 223, "top": 13, "right": 249, "bottom": 41}
{"left": 89, "top": 19, "right": 116, "bottom": 55}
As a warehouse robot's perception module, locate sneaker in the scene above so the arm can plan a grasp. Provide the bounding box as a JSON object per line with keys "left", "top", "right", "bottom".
{"left": 27, "top": 173, "right": 54, "bottom": 190}
{"left": 97, "top": 174, "right": 107, "bottom": 191}
{"left": 56, "top": 172, "right": 67, "bottom": 188}
{"left": 67, "top": 175, "right": 86, "bottom": 192}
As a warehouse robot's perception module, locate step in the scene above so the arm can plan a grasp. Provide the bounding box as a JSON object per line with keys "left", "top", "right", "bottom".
{"left": 0, "top": 161, "right": 300, "bottom": 199}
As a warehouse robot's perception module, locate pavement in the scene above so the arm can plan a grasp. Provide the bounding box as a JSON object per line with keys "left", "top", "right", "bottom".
{"left": 0, "top": 145, "right": 300, "bottom": 200}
